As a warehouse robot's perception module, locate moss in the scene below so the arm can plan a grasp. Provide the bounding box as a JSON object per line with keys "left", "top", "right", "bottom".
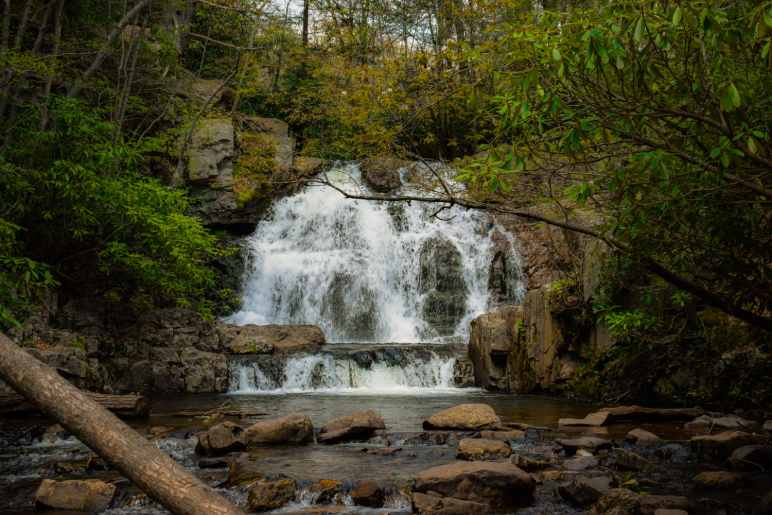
{"left": 233, "top": 132, "right": 278, "bottom": 207}
{"left": 71, "top": 337, "right": 86, "bottom": 351}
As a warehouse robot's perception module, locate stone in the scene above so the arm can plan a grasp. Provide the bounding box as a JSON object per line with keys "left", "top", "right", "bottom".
{"left": 625, "top": 428, "right": 661, "bottom": 446}
{"left": 599, "top": 405, "right": 703, "bottom": 424}
{"left": 457, "top": 438, "right": 511, "bottom": 460}
{"left": 180, "top": 348, "right": 228, "bottom": 393}
{"left": 685, "top": 414, "right": 757, "bottom": 432}
{"left": 361, "top": 156, "right": 406, "bottom": 192}
{"left": 564, "top": 456, "right": 599, "bottom": 471}
{"left": 219, "top": 324, "right": 325, "bottom": 354}
{"left": 35, "top": 479, "right": 115, "bottom": 512}
{"left": 558, "top": 475, "right": 613, "bottom": 507}
{"left": 423, "top": 403, "right": 501, "bottom": 431}
{"left": 511, "top": 453, "right": 551, "bottom": 472}
{"left": 468, "top": 306, "right": 521, "bottom": 391}
{"left": 559, "top": 412, "right": 610, "bottom": 427}
{"left": 245, "top": 414, "right": 314, "bottom": 445}
{"left": 419, "top": 237, "right": 468, "bottom": 334}
{"left": 556, "top": 436, "right": 612, "bottom": 454}
{"left": 292, "top": 156, "right": 326, "bottom": 177}
{"left": 195, "top": 421, "right": 245, "bottom": 456}
{"left": 247, "top": 477, "right": 296, "bottom": 512}
{"left": 479, "top": 430, "right": 525, "bottom": 441}
{"left": 412, "top": 492, "right": 489, "bottom": 515}
{"left": 691, "top": 431, "right": 767, "bottom": 459}
{"left": 728, "top": 445, "right": 772, "bottom": 471}
{"left": 607, "top": 448, "right": 653, "bottom": 471}
{"left": 693, "top": 471, "right": 742, "bottom": 489}
{"left": 591, "top": 488, "right": 640, "bottom": 515}
{"left": 413, "top": 461, "right": 535, "bottom": 511}
{"left": 350, "top": 480, "right": 385, "bottom": 508}
{"left": 638, "top": 495, "right": 690, "bottom": 514}
{"left": 188, "top": 118, "right": 235, "bottom": 186}
{"left": 307, "top": 479, "right": 342, "bottom": 504}
{"left": 226, "top": 454, "right": 264, "bottom": 486}
{"left": 318, "top": 410, "right": 385, "bottom": 444}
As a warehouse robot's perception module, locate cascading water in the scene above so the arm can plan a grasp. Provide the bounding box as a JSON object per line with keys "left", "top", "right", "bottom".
{"left": 228, "top": 163, "right": 523, "bottom": 343}
{"left": 226, "top": 162, "right": 524, "bottom": 393}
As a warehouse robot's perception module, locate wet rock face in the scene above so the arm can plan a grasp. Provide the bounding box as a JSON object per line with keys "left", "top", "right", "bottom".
{"left": 361, "top": 156, "right": 406, "bottom": 193}
{"left": 321, "top": 272, "right": 377, "bottom": 341}
{"left": 413, "top": 461, "right": 535, "bottom": 512}
{"left": 350, "top": 480, "right": 386, "bottom": 508}
{"left": 35, "top": 479, "right": 115, "bottom": 512}
{"left": 218, "top": 324, "right": 325, "bottom": 354}
{"left": 423, "top": 404, "right": 501, "bottom": 431}
{"left": 245, "top": 415, "right": 314, "bottom": 446}
{"left": 318, "top": 410, "right": 386, "bottom": 444}
{"left": 418, "top": 237, "right": 468, "bottom": 336}
{"left": 468, "top": 306, "right": 521, "bottom": 391}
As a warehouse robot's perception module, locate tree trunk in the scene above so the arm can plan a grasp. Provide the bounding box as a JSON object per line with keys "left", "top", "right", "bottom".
{"left": 302, "top": 0, "right": 309, "bottom": 46}
{"left": 0, "top": 333, "right": 245, "bottom": 515}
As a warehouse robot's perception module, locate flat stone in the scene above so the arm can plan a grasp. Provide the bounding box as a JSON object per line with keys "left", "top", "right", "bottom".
{"left": 247, "top": 477, "right": 296, "bottom": 512}
{"left": 479, "top": 430, "right": 525, "bottom": 441}
{"left": 511, "top": 453, "right": 552, "bottom": 471}
{"left": 318, "top": 410, "right": 385, "bottom": 444}
{"left": 728, "top": 445, "right": 772, "bottom": 471}
{"left": 457, "top": 438, "right": 511, "bottom": 460}
{"left": 625, "top": 428, "right": 661, "bottom": 446}
{"left": 556, "top": 436, "right": 612, "bottom": 454}
{"left": 558, "top": 475, "right": 612, "bottom": 507}
{"left": 35, "top": 479, "right": 115, "bottom": 512}
{"left": 412, "top": 492, "right": 488, "bottom": 515}
{"left": 414, "top": 461, "right": 535, "bottom": 511}
{"left": 693, "top": 471, "right": 742, "bottom": 489}
{"left": 596, "top": 405, "right": 704, "bottom": 424}
{"left": 219, "top": 324, "right": 325, "bottom": 354}
{"left": 423, "top": 403, "right": 501, "bottom": 431}
{"left": 685, "top": 414, "right": 757, "bottom": 432}
{"left": 691, "top": 431, "right": 767, "bottom": 459}
{"left": 245, "top": 414, "right": 314, "bottom": 445}
{"left": 559, "top": 412, "right": 609, "bottom": 427}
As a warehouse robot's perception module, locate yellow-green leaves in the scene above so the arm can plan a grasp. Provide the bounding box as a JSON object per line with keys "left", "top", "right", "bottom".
{"left": 633, "top": 16, "right": 646, "bottom": 44}
{"left": 721, "top": 82, "right": 742, "bottom": 112}
{"left": 672, "top": 7, "right": 683, "bottom": 27}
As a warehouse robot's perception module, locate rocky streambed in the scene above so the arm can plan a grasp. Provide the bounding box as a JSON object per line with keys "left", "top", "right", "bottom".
{"left": 2, "top": 394, "right": 771, "bottom": 515}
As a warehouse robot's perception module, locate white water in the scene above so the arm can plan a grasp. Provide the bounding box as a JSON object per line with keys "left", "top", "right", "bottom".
{"left": 228, "top": 163, "right": 523, "bottom": 343}
{"left": 230, "top": 353, "right": 461, "bottom": 395}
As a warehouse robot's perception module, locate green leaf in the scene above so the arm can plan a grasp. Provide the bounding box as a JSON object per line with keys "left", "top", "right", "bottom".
{"left": 552, "top": 48, "right": 562, "bottom": 61}
{"left": 765, "top": 9, "right": 772, "bottom": 29}
{"left": 672, "top": 7, "right": 683, "bottom": 27}
{"left": 747, "top": 137, "right": 758, "bottom": 154}
{"left": 721, "top": 83, "right": 741, "bottom": 111}
{"left": 634, "top": 17, "right": 645, "bottom": 44}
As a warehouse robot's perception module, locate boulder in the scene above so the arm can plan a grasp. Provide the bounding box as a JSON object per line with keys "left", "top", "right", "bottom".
{"left": 307, "top": 479, "right": 343, "bottom": 504}
{"left": 625, "top": 428, "right": 661, "bottom": 446}
{"left": 558, "top": 475, "right": 613, "bottom": 507}
{"left": 563, "top": 456, "right": 599, "bottom": 471}
{"left": 413, "top": 461, "right": 535, "bottom": 512}
{"left": 418, "top": 237, "right": 468, "bottom": 335}
{"left": 468, "top": 307, "right": 521, "bottom": 391}
{"left": 195, "top": 421, "right": 246, "bottom": 456}
{"left": 479, "top": 430, "right": 525, "bottom": 441}
{"left": 729, "top": 445, "right": 772, "bottom": 471}
{"left": 318, "top": 410, "right": 385, "bottom": 444}
{"left": 247, "top": 477, "right": 296, "bottom": 512}
{"left": 590, "top": 488, "right": 640, "bottom": 515}
{"left": 575, "top": 406, "right": 702, "bottom": 426}
{"left": 457, "top": 438, "right": 511, "bottom": 460}
{"left": 559, "top": 412, "right": 610, "bottom": 427}
{"left": 693, "top": 471, "right": 741, "bottom": 489}
{"left": 511, "top": 453, "right": 552, "bottom": 472}
{"left": 219, "top": 324, "right": 325, "bottom": 354}
{"left": 452, "top": 358, "right": 475, "bottom": 388}
{"left": 361, "top": 156, "right": 406, "bottom": 192}
{"left": 685, "top": 414, "right": 757, "bottom": 432}
{"left": 35, "top": 479, "right": 115, "bottom": 512}
{"left": 350, "top": 480, "right": 385, "bottom": 508}
{"left": 691, "top": 431, "right": 767, "bottom": 459}
{"left": 292, "top": 156, "right": 326, "bottom": 177}
{"left": 606, "top": 448, "right": 653, "bottom": 471}
{"left": 423, "top": 404, "right": 501, "bottom": 431}
{"left": 245, "top": 414, "right": 314, "bottom": 445}
{"left": 556, "top": 436, "right": 612, "bottom": 454}
{"left": 412, "top": 492, "right": 489, "bottom": 515}
{"left": 226, "top": 453, "right": 264, "bottom": 486}
{"left": 188, "top": 118, "right": 235, "bottom": 186}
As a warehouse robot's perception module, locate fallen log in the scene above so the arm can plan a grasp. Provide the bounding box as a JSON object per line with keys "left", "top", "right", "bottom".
{"left": 0, "top": 391, "right": 149, "bottom": 418}
{"left": 0, "top": 332, "right": 245, "bottom": 515}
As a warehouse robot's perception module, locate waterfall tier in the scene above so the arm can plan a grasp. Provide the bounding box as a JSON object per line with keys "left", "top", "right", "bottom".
{"left": 228, "top": 163, "right": 524, "bottom": 343}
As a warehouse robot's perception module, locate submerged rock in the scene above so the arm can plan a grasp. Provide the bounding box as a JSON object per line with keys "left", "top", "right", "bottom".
{"left": 625, "top": 428, "right": 661, "bottom": 446}
{"left": 318, "top": 410, "right": 385, "bottom": 444}
{"left": 728, "top": 445, "right": 772, "bottom": 471}
{"left": 479, "top": 430, "right": 525, "bottom": 441}
{"left": 350, "top": 480, "right": 386, "bottom": 508}
{"left": 35, "top": 479, "right": 115, "bottom": 512}
{"left": 456, "top": 438, "right": 511, "bottom": 460}
{"left": 423, "top": 403, "right": 501, "bottom": 431}
{"left": 685, "top": 414, "right": 757, "bottom": 432}
{"left": 226, "top": 453, "right": 264, "bottom": 486}
{"left": 247, "top": 477, "right": 296, "bottom": 512}
{"left": 245, "top": 414, "right": 314, "bottom": 445}
{"left": 413, "top": 461, "right": 535, "bottom": 512}
{"left": 556, "top": 436, "right": 612, "bottom": 454}
{"left": 558, "top": 475, "right": 612, "bottom": 507}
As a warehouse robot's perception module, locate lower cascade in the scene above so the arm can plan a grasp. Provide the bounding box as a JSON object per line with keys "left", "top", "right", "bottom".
{"left": 228, "top": 345, "right": 463, "bottom": 394}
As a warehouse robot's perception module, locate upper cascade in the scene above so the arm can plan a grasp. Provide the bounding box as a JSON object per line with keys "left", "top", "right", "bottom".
{"left": 228, "top": 162, "right": 524, "bottom": 343}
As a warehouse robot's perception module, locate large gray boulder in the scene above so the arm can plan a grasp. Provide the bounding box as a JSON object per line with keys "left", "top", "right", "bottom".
{"left": 361, "top": 156, "right": 406, "bottom": 192}
{"left": 419, "top": 237, "right": 468, "bottom": 335}
{"left": 318, "top": 410, "right": 385, "bottom": 444}
{"left": 245, "top": 415, "right": 314, "bottom": 445}
{"left": 468, "top": 306, "right": 521, "bottom": 391}
{"left": 423, "top": 404, "right": 501, "bottom": 431}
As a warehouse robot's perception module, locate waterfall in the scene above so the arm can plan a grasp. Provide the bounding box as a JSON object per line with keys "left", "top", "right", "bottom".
{"left": 228, "top": 162, "right": 524, "bottom": 343}
{"left": 229, "top": 350, "right": 460, "bottom": 395}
